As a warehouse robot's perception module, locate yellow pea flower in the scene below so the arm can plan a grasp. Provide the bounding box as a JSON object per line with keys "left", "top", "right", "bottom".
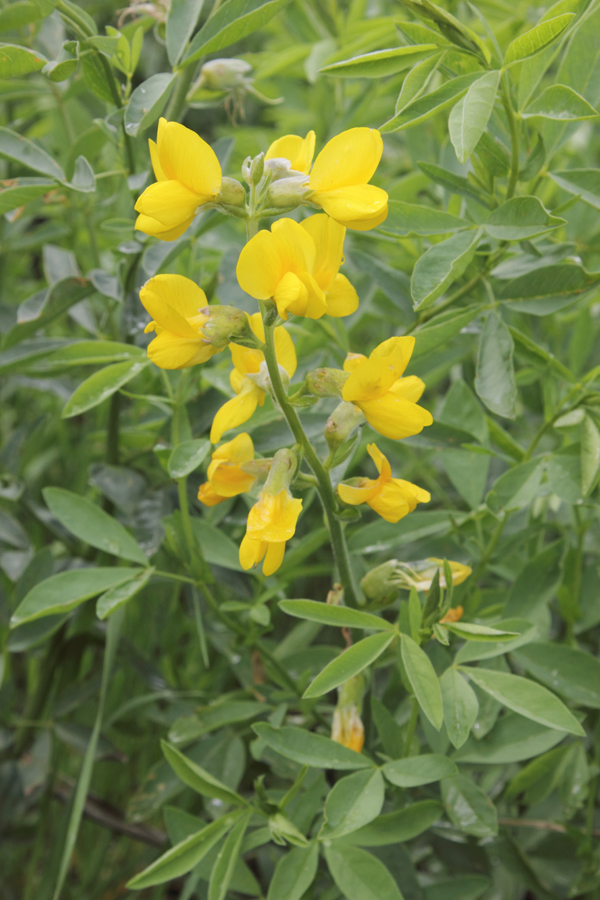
{"left": 337, "top": 443, "right": 430, "bottom": 522}
{"left": 210, "top": 313, "right": 297, "bottom": 443}
{"left": 265, "top": 130, "right": 316, "bottom": 174}
{"left": 140, "top": 274, "right": 220, "bottom": 370}
{"left": 440, "top": 605, "right": 464, "bottom": 623}
{"left": 198, "top": 433, "right": 256, "bottom": 507}
{"left": 308, "top": 128, "right": 388, "bottom": 231}
{"left": 331, "top": 675, "right": 366, "bottom": 753}
{"left": 236, "top": 215, "right": 358, "bottom": 320}
{"left": 135, "top": 118, "right": 222, "bottom": 242}
{"left": 342, "top": 336, "right": 433, "bottom": 440}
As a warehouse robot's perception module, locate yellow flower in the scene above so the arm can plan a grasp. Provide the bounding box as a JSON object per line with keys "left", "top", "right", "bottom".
{"left": 331, "top": 704, "right": 364, "bottom": 753}
{"left": 440, "top": 605, "right": 464, "bottom": 624}
{"left": 135, "top": 118, "right": 222, "bottom": 241}
{"left": 140, "top": 274, "right": 219, "bottom": 370}
{"left": 210, "top": 313, "right": 296, "bottom": 443}
{"left": 342, "top": 337, "right": 432, "bottom": 440}
{"left": 265, "top": 131, "right": 316, "bottom": 174}
{"left": 337, "top": 443, "right": 430, "bottom": 523}
{"left": 308, "top": 128, "right": 388, "bottom": 231}
{"left": 198, "top": 433, "right": 256, "bottom": 507}
{"left": 236, "top": 215, "right": 358, "bottom": 320}
{"left": 239, "top": 487, "right": 302, "bottom": 576}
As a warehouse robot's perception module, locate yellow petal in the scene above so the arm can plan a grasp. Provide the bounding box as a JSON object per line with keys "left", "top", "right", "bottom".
{"left": 262, "top": 540, "right": 286, "bottom": 576}
{"left": 273, "top": 326, "right": 297, "bottom": 378}
{"left": 394, "top": 479, "right": 431, "bottom": 507}
{"left": 246, "top": 489, "right": 302, "bottom": 542}
{"left": 135, "top": 213, "right": 194, "bottom": 241}
{"left": 271, "top": 218, "right": 316, "bottom": 277}
{"left": 248, "top": 312, "right": 265, "bottom": 342}
{"left": 343, "top": 204, "right": 389, "bottom": 232}
{"left": 237, "top": 229, "right": 286, "bottom": 300}
{"left": 158, "top": 120, "right": 221, "bottom": 198}
{"left": 310, "top": 185, "right": 388, "bottom": 227}
{"left": 213, "top": 432, "right": 254, "bottom": 464}
{"left": 265, "top": 131, "right": 316, "bottom": 174}
{"left": 135, "top": 180, "right": 201, "bottom": 228}
{"left": 149, "top": 139, "right": 167, "bottom": 181}
{"left": 230, "top": 343, "right": 264, "bottom": 377}
{"left": 359, "top": 394, "right": 433, "bottom": 440}
{"left": 389, "top": 375, "right": 425, "bottom": 403}
{"left": 343, "top": 352, "right": 367, "bottom": 373}
{"left": 366, "top": 443, "right": 392, "bottom": 481}
{"left": 210, "top": 464, "right": 256, "bottom": 497}
{"left": 198, "top": 482, "right": 227, "bottom": 507}
{"left": 337, "top": 478, "right": 380, "bottom": 506}
{"left": 368, "top": 482, "right": 411, "bottom": 523}
{"left": 147, "top": 331, "right": 217, "bottom": 369}
{"left": 370, "top": 336, "right": 414, "bottom": 365}
{"left": 309, "top": 127, "right": 383, "bottom": 191}
{"left": 301, "top": 213, "right": 345, "bottom": 290}
{"left": 343, "top": 355, "right": 403, "bottom": 403}
{"left": 239, "top": 534, "right": 266, "bottom": 570}
{"left": 140, "top": 275, "right": 208, "bottom": 331}
{"left": 210, "top": 380, "right": 261, "bottom": 443}
{"left": 325, "top": 273, "right": 359, "bottom": 317}
{"left": 273, "top": 271, "right": 307, "bottom": 319}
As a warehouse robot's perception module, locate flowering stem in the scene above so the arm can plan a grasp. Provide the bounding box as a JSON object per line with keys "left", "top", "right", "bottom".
{"left": 259, "top": 305, "right": 362, "bottom": 606}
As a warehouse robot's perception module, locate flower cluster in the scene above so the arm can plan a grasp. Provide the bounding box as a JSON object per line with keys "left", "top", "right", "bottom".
{"left": 135, "top": 119, "right": 433, "bottom": 580}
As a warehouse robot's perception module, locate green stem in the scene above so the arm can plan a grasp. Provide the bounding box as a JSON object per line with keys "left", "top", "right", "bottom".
{"left": 106, "top": 391, "right": 121, "bottom": 466}
{"left": 260, "top": 305, "right": 362, "bottom": 606}
{"left": 502, "top": 74, "right": 520, "bottom": 200}
{"left": 402, "top": 698, "right": 419, "bottom": 757}
{"left": 165, "top": 64, "right": 197, "bottom": 122}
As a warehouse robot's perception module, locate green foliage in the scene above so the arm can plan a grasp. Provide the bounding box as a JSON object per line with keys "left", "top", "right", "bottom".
{"left": 2, "top": 0, "right": 600, "bottom": 897}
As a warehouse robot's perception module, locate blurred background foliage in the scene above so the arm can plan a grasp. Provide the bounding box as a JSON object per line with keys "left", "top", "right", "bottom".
{"left": 2, "top": 0, "right": 600, "bottom": 897}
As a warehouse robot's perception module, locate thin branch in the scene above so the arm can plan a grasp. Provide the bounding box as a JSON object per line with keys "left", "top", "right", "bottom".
{"left": 499, "top": 817, "right": 600, "bottom": 837}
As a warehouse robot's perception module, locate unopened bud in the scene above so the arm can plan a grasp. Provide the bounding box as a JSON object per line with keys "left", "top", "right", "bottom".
{"left": 361, "top": 557, "right": 472, "bottom": 599}
{"left": 332, "top": 674, "right": 366, "bottom": 753}
{"left": 305, "top": 368, "right": 348, "bottom": 399}
{"left": 217, "top": 176, "right": 246, "bottom": 208}
{"left": 198, "top": 58, "right": 252, "bottom": 91}
{"left": 361, "top": 560, "right": 400, "bottom": 605}
{"left": 245, "top": 152, "right": 264, "bottom": 186}
{"left": 439, "top": 605, "right": 464, "bottom": 623}
{"left": 200, "top": 305, "right": 258, "bottom": 350}
{"left": 325, "top": 400, "right": 365, "bottom": 452}
{"left": 264, "top": 447, "right": 298, "bottom": 496}
{"left": 268, "top": 813, "right": 308, "bottom": 847}
{"left": 264, "top": 157, "right": 293, "bottom": 180}
{"left": 266, "top": 175, "right": 310, "bottom": 208}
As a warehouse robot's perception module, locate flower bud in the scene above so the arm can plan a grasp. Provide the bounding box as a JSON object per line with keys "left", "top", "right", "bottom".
{"left": 325, "top": 400, "right": 365, "bottom": 452}
{"left": 265, "top": 175, "right": 310, "bottom": 208}
{"left": 268, "top": 813, "right": 308, "bottom": 847}
{"left": 200, "top": 305, "right": 259, "bottom": 350}
{"left": 263, "top": 447, "right": 298, "bottom": 496}
{"left": 361, "top": 560, "right": 400, "bottom": 605}
{"left": 332, "top": 674, "right": 366, "bottom": 753}
{"left": 217, "top": 176, "right": 246, "bottom": 208}
{"left": 305, "top": 368, "right": 348, "bottom": 399}
{"left": 198, "top": 58, "right": 252, "bottom": 91}
{"left": 361, "top": 558, "right": 472, "bottom": 599}
{"left": 245, "top": 152, "right": 264, "bottom": 186}
{"left": 263, "top": 157, "right": 293, "bottom": 180}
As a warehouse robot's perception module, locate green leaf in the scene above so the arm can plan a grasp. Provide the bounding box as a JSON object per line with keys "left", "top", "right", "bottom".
{"left": 371, "top": 697, "right": 404, "bottom": 758}
{"left": 381, "top": 71, "right": 483, "bottom": 133}
{"left": 455, "top": 619, "right": 537, "bottom": 664}
{"left": 440, "top": 668, "right": 479, "bottom": 749}
{"left": 80, "top": 48, "right": 117, "bottom": 105}
{"left": 321, "top": 769, "right": 385, "bottom": 839}
{"left": 0, "top": 2, "right": 43, "bottom": 31}
{"left": 343, "top": 799, "right": 441, "bottom": 846}
{"left": 0, "top": 43, "right": 47, "bottom": 78}
{"left": 400, "top": 634, "right": 444, "bottom": 729}
{"left": 321, "top": 44, "right": 438, "bottom": 78}
{"left": 581, "top": 413, "right": 600, "bottom": 496}
{"left": 166, "top": 0, "right": 204, "bottom": 66}
{"left": 208, "top": 810, "right": 251, "bottom": 900}
{"left": 124, "top": 73, "right": 177, "bottom": 138}
{"left": 96, "top": 566, "right": 154, "bottom": 620}
{"left": 70, "top": 155, "right": 95, "bottom": 192}
{"left": 161, "top": 741, "right": 247, "bottom": 805}
{"left": 61, "top": 359, "right": 149, "bottom": 418}
{"left": 45, "top": 341, "right": 143, "bottom": 368}
{"left": 267, "top": 843, "right": 319, "bottom": 900}
{"left": 503, "top": 13, "right": 575, "bottom": 65}
{"left": 449, "top": 70, "right": 500, "bottom": 164}
{"left": 0, "top": 124, "right": 65, "bottom": 181}
{"left": 522, "top": 83, "right": 598, "bottom": 120}
{"left": 127, "top": 814, "right": 241, "bottom": 889}
{"left": 441, "top": 774, "right": 498, "bottom": 837}
{"left": 168, "top": 439, "right": 211, "bottom": 479}
{"left": 3, "top": 279, "right": 94, "bottom": 350}
{"left": 399, "top": 0, "right": 491, "bottom": 62}
{"left": 549, "top": 168, "right": 600, "bottom": 210}
{"left": 443, "top": 622, "right": 519, "bottom": 642}
{"left": 411, "top": 228, "right": 480, "bottom": 311}
{"left": 475, "top": 311, "right": 517, "bottom": 418}
{"left": 513, "top": 643, "right": 600, "bottom": 709}
{"left": 418, "top": 160, "right": 494, "bottom": 209}
{"left": 484, "top": 196, "right": 565, "bottom": 241}
{"left": 11, "top": 567, "right": 140, "bottom": 626}
{"left": 459, "top": 666, "right": 585, "bottom": 735}
{"left": 377, "top": 199, "right": 470, "bottom": 237}
{"left": 0, "top": 177, "right": 54, "bottom": 214}
{"left": 424, "top": 876, "right": 490, "bottom": 900}
{"left": 395, "top": 51, "right": 443, "bottom": 113}
{"left": 191, "top": 519, "right": 243, "bottom": 571}
{"left": 252, "top": 723, "right": 374, "bottom": 770}
{"left": 453, "top": 712, "right": 566, "bottom": 764}
{"left": 504, "top": 542, "right": 563, "bottom": 618}
{"left": 303, "top": 631, "right": 395, "bottom": 698}
{"left": 168, "top": 701, "right": 267, "bottom": 744}
{"left": 279, "top": 599, "right": 395, "bottom": 631}
{"left": 182, "top": 0, "right": 292, "bottom": 67}
{"left": 43, "top": 487, "right": 147, "bottom": 564}
{"left": 383, "top": 753, "right": 457, "bottom": 787}
{"left": 325, "top": 844, "right": 403, "bottom": 900}
{"left": 411, "top": 305, "right": 481, "bottom": 360}
{"left": 509, "top": 326, "right": 575, "bottom": 382}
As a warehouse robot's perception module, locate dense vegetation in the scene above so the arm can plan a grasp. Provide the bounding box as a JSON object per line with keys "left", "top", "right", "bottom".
{"left": 2, "top": 0, "right": 600, "bottom": 898}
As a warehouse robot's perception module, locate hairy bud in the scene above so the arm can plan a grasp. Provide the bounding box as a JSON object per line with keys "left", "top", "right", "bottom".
{"left": 325, "top": 400, "right": 365, "bottom": 452}
{"left": 305, "top": 367, "right": 348, "bottom": 398}
{"left": 217, "top": 176, "right": 246, "bottom": 208}
{"left": 265, "top": 174, "right": 310, "bottom": 208}
{"left": 198, "top": 58, "right": 252, "bottom": 91}
{"left": 200, "top": 305, "right": 258, "bottom": 350}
